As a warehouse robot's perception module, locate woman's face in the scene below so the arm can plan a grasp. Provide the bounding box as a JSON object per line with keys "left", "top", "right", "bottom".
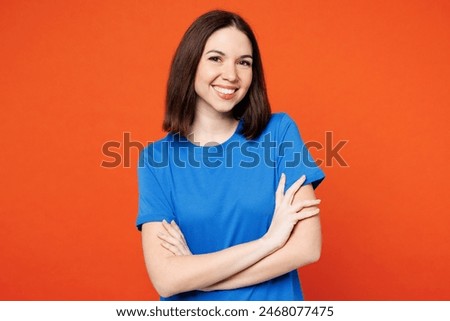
{"left": 194, "top": 27, "right": 253, "bottom": 116}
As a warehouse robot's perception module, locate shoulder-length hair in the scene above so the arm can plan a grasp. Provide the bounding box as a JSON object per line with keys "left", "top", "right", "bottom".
{"left": 163, "top": 10, "right": 271, "bottom": 140}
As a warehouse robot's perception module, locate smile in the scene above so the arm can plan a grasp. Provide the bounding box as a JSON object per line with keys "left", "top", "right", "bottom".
{"left": 212, "top": 86, "right": 238, "bottom": 95}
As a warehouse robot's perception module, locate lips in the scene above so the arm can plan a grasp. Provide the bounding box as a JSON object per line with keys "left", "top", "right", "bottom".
{"left": 212, "top": 85, "right": 238, "bottom": 100}
{"left": 213, "top": 86, "right": 237, "bottom": 94}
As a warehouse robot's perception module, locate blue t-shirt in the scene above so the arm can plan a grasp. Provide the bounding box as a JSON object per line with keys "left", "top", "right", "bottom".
{"left": 136, "top": 113, "right": 325, "bottom": 300}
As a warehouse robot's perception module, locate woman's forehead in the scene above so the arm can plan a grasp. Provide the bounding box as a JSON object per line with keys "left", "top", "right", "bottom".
{"left": 203, "top": 27, "right": 252, "bottom": 55}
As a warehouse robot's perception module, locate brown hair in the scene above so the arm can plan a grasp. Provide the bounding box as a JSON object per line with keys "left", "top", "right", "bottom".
{"left": 163, "top": 10, "right": 271, "bottom": 140}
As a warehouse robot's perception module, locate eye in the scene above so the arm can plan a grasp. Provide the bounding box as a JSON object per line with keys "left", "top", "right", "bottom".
{"left": 208, "top": 56, "right": 222, "bottom": 63}
{"left": 238, "top": 60, "right": 252, "bottom": 67}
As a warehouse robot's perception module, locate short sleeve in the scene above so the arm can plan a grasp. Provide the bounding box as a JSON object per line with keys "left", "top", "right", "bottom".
{"left": 136, "top": 146, "right": 175, "bottom": 231}
{"left": 276, "top": 113, "right": 325, "bottom": 190}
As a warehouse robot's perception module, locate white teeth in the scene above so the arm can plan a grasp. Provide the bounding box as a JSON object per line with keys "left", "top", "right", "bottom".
{"left": 213, "top": 86, "right": 236, "bottom": 95}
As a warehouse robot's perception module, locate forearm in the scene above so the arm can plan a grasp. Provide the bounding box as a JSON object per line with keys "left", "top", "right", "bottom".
{"left": 142, "top": 222, "right": 279, "bottom": 297}
{"left": 144, "top": 181, "right": 321, "bottom": 296}
{"left": 205, "top": 212, "right": 321, "bottom": 291}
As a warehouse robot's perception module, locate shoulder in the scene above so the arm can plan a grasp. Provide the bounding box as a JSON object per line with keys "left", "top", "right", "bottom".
{"left": 139, "top": 134, "right": 174, "bottom": 170}
{"left": 266, "top": 112, "right": 297, "bottom": 129}
{"left": 260, "top": 112, "right": 298, "bottom": 137}
{"left": 140, "top": 134, "right": 173, "bottom": 155}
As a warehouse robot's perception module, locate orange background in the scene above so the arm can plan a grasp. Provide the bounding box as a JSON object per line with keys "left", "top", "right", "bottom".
{"left": 1, "top": 0, "right": 449, "bottom": 300}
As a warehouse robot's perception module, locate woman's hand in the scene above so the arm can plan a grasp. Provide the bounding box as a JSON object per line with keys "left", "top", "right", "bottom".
{"left": 157, "top": 220, "right": 192, "bottom": 256}
{"left": 262, "top": 174, "right": 321, "bottom": 251}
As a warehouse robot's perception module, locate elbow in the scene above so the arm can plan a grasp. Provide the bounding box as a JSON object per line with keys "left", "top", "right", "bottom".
{"left": 307, "top": 245, "right": 321, "bottom": 264}
{"left": 296, "top": 247, "right": 321, "bottom": 268}
{"left": 151, "top": 276, "right": 179, "bottom": 298}
{"left": 306, "top": 236, "right": 322, "bottom": 265}
{"left": 294, "top": 240, "right": 321, "bottom": 268}
{"left": 301, "top": 221, "right": 322, "bottom": 266}
{"left": 150, "top": 269, "right": 193, "bottom": 298}
{"left": 152, "top": 280, "right": 172, "bottom": 298}
{"left": 308, "top": 237, "right": 322, "bottom": 264}
{"left": 155, "top": 286, "right": 175, "bottom": 299}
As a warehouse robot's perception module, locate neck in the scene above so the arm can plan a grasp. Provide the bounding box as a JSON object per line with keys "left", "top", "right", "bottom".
{"left": 189, "top": 107, "right": 239, "bottom": 146}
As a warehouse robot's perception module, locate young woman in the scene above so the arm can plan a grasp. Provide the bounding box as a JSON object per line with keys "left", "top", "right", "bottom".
{"left": 136, "top": 10, "right": 325, "bottom": 300}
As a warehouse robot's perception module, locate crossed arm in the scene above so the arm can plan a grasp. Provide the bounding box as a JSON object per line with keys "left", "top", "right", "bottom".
{"left": 141, "top": 175, "right": 322, "bottom": 297}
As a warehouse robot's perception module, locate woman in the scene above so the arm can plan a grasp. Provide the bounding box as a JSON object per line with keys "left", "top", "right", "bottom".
{"left": 136, "top": 10, "right": 325, "bottom": 300}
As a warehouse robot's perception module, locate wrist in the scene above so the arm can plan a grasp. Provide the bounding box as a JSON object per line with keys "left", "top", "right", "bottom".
{"left": 259, "top": 234, "right": 281, "bottom": 254}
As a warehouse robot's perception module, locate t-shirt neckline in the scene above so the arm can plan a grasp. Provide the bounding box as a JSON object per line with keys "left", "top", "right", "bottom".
{"left": 185, "top": 118, "right": 243, "bottom": 149}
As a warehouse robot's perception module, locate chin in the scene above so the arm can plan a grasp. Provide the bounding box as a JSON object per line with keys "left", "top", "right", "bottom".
{"left": 214, "top": 103, "right": 238, "bottom": 114}
{"left": 197, "top": 95, "right": 243, "bottom": 115}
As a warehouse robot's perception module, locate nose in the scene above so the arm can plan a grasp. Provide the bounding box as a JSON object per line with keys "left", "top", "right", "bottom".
{"left": 221, "top": 62, "right": 238, "bottom": 82}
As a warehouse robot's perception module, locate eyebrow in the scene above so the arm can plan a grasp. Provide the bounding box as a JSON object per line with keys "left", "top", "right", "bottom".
{"left": 205, "top": 50, "right": 253, "bottom": 59}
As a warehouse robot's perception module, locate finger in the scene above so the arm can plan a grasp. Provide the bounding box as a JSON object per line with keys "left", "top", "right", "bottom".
{"left": 292, "top": 199, "right": 321, "bottom": 213}
{"left": 293, "top": 208, "right": 320, "bottom": 222}
{"left": 158, "top": 233, "right": 182, "bottom": 255}
{"left": 157, "top": 232, "right": 177, "bottom": 245}
{"left": 284, "top": 175, "right": 306, "bottom": 205}
{"left": 160, "top": 240, "right": 182, "bottom": 256}
{"left": 162, "top": 220, "right": 183, "bottom": 241}
{"left": 180, "top": 244, "right": 192, "bottom": 255}
{"left": 161, "top": 219, "right": 171, "bottom": 233}
{"left": 162, "top": 221, "right": 181, "bottom": 241}
{"left": 158, "top": 233, "right": 188, "bottom": 255}
{"left": 170, "top": 220, "right": 187, "bottom": 243}
{"left": 158, "top": 232, "right": 183, "bottom": 248}
{"left": 169, "top": 221, "right": 189, "bottom": 248}
{"left": 275, "top": 173, "right": 286, "bottom": 206}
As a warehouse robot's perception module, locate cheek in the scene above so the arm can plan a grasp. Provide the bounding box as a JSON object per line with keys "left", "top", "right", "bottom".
{"left": 196, "top": 63, "right": 218, "bottom": 84}
{"left": 194, "top": 68, "right": 210, "bottom": 94}
{"left": 193, "top": 76, "right": 200, "bottom": 96}
{"left": 241, "top": 71, "right": 253, "bottom": 91}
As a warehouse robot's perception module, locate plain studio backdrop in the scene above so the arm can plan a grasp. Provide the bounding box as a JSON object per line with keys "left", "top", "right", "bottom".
{"left": 0, "top": 0, "right": 449, "bottom": 300}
